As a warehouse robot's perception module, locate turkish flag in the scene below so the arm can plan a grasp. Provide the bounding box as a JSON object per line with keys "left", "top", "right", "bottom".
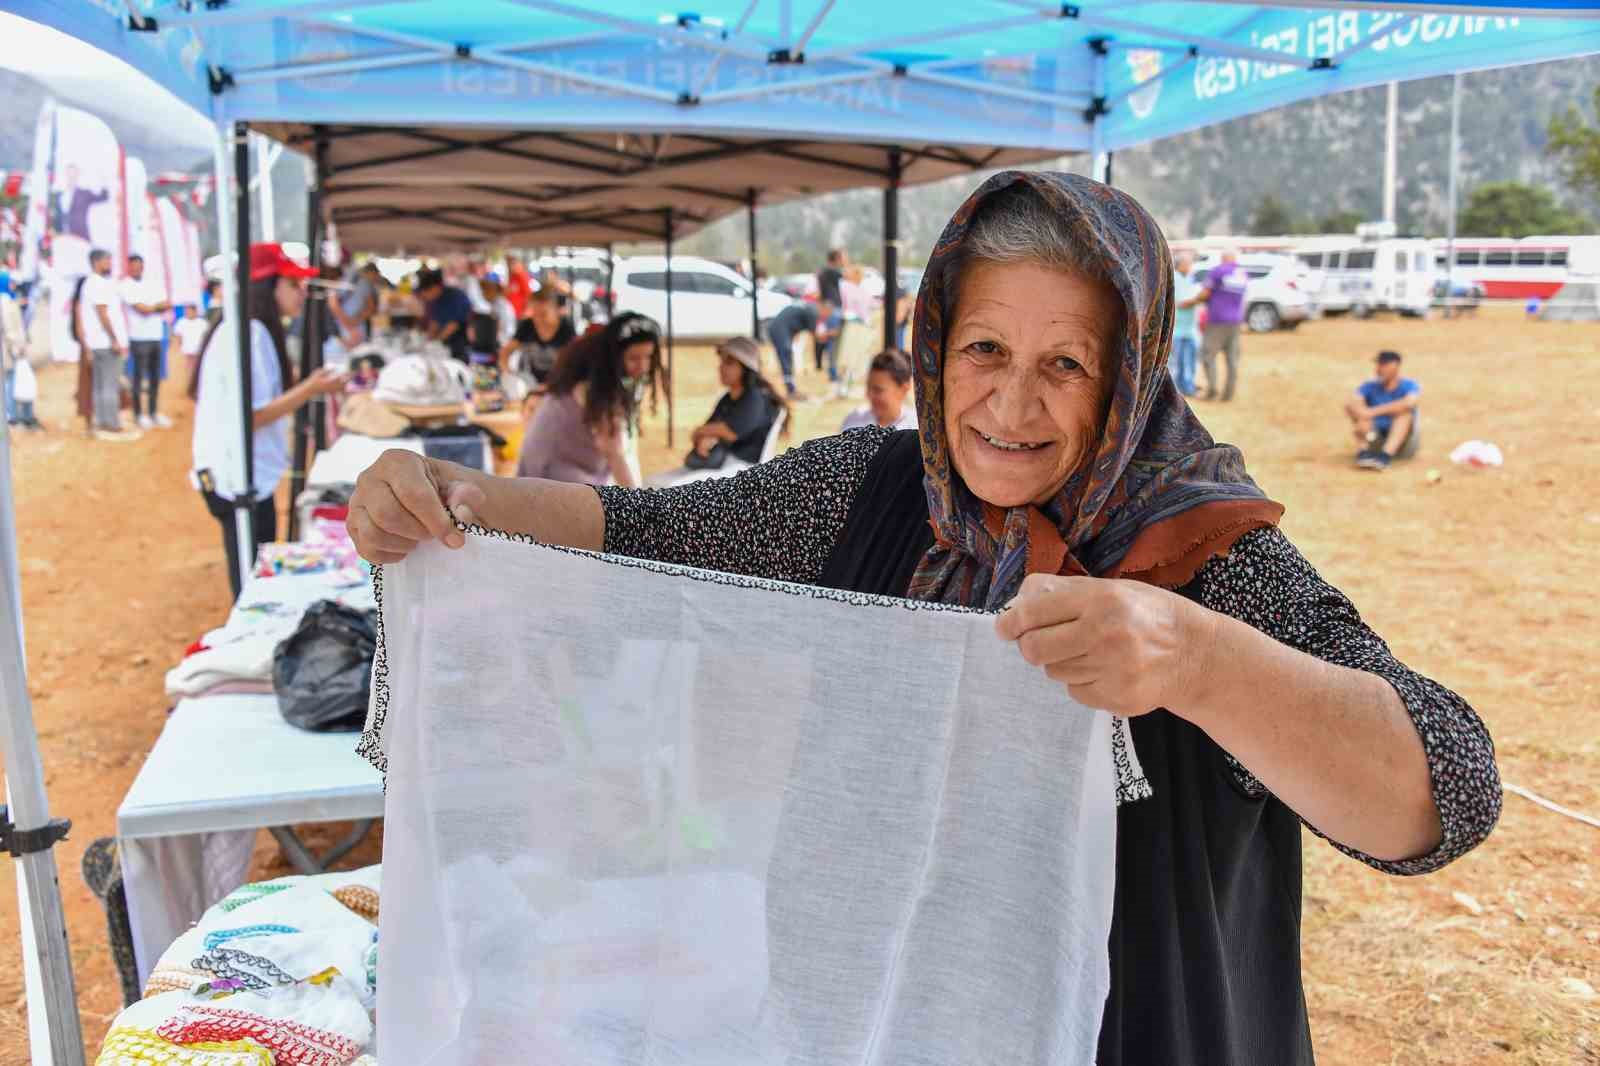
{"left": 1, "top": 173, "right": 21, "bottom": 198}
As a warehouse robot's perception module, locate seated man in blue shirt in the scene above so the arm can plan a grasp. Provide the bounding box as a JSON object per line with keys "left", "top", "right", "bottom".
{"left": 1344, "top": 349, "right": 1421, "bottom": 471}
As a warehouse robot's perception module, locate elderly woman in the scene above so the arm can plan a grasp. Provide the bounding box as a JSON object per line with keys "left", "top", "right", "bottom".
{"left": 347, "top": 173, "right": 1498, "bottom": 1064}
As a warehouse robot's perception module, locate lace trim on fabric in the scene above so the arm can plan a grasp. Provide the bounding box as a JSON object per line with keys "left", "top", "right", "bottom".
{"left": 357, "top": 521, "right": 1153, "bottom": 806}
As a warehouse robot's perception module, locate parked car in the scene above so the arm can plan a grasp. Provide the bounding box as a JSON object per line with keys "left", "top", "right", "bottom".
{"left": 611, "top": 256, "right": 793, "bottom": 340}
{"left": 1192, "top": 254, "right": 1310, "bottom": 332}
{"left": 776, "top": 273, "right": 816, "bottom": 300}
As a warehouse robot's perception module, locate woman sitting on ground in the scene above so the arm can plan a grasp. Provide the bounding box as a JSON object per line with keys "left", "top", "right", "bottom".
{"left": 687, "top": 337, "right": 788, "bottom": 467}
{"left": 515, "top": 312, "right": 660, "bottom": 488}
{"left": 840, "top": 348, "right": 918, "bottom": 432}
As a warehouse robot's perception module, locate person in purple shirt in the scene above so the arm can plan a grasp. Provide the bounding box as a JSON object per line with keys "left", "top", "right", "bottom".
{"left": 1197, "top": 249, "right": 1249, "bottom": 401}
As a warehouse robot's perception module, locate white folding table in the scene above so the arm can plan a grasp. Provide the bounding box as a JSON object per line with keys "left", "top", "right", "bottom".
{"left": 116, "top": 567, "right": 385, "bottom": 983}
{"left": 116, "top": 695, "right": 384, "bottom": 982}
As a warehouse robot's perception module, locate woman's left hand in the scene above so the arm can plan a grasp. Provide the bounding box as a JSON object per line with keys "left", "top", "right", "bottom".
{"left": 995, "top": 573, "right": 1215, "bottom": 717}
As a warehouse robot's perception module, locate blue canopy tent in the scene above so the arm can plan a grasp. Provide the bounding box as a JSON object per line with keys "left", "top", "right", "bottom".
{"left": 6, "top": 2, "right": 1600, "bottom": 1062}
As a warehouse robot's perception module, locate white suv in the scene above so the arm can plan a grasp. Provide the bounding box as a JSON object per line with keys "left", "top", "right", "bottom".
{"left": 611, "top": 256, "right": 793, "bottom": 340}
{"left": 1193, "top": 254, "right": 1311, "bottom": 333}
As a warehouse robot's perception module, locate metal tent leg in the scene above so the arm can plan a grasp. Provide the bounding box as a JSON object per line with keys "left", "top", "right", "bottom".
{"left": 0, "top": 411, "right": 86, "bottom": 1065}
{"left": 748, "top": 188, "right": 760, "bottom": 340}
{"left": 883, "top": 149, "right": 901, "bottom": 351}
{"left": 664, "top": 208, "right": 675, "bottom": 448}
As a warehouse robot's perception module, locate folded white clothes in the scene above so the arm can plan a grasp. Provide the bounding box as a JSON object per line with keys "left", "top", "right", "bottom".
{"left": 370, "top": 354, "right": 471, "bottom": 407}
{"left": 367, "top": 532, "right": 1119, "bottom": 1066}
{"left": 165, "top": 636, "right": 281, "bottom": 700}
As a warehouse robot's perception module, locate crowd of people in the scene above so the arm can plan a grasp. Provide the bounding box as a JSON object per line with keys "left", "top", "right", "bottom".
{"left": 0, "top": 253, "right": 221, "bottom": 443}
{"left": 0, "top": 220, "right": 1439, "bottom": 610}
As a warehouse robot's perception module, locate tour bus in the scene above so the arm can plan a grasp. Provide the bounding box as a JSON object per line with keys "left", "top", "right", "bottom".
{"left": 1428, "top": 236, "right": 1600, "bottom": 300}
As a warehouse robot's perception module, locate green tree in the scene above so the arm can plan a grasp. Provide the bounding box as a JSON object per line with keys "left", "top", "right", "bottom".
{"left": 1457, "top": 181, "right": 1590, "bottom": 237}
{"left": 1248, "top": 194, "right": 1302, "bottom": 236}
{"left": 1547, "top": 87, "right": 1600, "bottom": 202}
{"left": 1316, "top": 209, "right": 1365, "bottom": 234}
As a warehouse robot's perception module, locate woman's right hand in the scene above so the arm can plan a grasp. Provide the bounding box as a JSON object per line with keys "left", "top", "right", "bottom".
{"left": 348, "top": 450, "right": 487, "bottom": 564}
{"left": 304, "top": 367, "right": 350, "bottom": 395}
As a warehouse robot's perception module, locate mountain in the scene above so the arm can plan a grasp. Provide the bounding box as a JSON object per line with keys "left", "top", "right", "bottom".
{"left": 676, "top": 54, "right": 1600, "bottom": 273}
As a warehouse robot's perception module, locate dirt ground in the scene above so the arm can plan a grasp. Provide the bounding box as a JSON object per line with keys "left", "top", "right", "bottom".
{"left": 0, "top": 303, "right": 1595, "bottom": 1062}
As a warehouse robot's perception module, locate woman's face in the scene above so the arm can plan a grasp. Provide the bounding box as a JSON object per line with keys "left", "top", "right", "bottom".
{"left": 942, "top": 259, "right": 1120, "bottom": 508}
{"left": 275, "top": 276, "right": 307, "bottom": 320}
{"left": 865, "top": 369, "right": 909, "bottom": 426}
{"left": 717, "top": 354, "right": 743, "bottom": 389}
{"left": 621, "top": 341, "right": 654, "bottom": 382}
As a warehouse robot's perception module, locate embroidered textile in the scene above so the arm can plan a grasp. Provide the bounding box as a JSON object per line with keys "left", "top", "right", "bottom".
{"left": 370, "top": 532, "right": 1120, "bottom": 1065}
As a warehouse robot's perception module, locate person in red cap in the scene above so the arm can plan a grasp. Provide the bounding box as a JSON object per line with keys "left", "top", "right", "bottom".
{"left": 186, "top": 243, "right": 348, "bottom": 598}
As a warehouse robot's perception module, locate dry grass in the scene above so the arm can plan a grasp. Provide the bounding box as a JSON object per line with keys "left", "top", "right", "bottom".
{"left": 1, "top": 303, "right": 1595, "bottom": 1061}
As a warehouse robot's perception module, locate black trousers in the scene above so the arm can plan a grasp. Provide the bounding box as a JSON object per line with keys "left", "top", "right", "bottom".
{"left": 202, "top": 490, "right": 276, "bottom": 600}
{"left": 129, "top": 340, "right": 163, "bottom": 417}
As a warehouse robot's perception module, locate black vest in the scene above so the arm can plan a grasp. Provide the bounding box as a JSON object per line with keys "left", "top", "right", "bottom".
{"left": 818, "top": 429, "right": 1315, "bottom": 1066}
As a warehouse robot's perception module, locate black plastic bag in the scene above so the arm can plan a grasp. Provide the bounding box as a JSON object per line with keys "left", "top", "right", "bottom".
{"left": 273, "top": 601, "right": 378, "bottom": 732}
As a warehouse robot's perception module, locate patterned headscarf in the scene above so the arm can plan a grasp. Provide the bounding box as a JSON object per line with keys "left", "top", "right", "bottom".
{"left": 908, "top": 171, "right": 1283, "bottom": 609}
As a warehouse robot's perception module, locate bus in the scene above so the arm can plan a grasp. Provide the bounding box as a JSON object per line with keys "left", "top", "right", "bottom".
{"left": 1429, "top": 236, "right": 1600, "bottom": 300}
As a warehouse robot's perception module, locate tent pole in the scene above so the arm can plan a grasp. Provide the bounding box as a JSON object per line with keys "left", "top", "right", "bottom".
{"left": 0, "top": 412, "right": 86, "bottom": 1066}
{"left": 255, "top": 131, "right": 276, "bottom": 243}
{"left": 1445, "top": 72, "right": 1462, "bottom": 313}
{"left": 288, "top": 126, "right": 328, "bottom": 542}
{"left": 564, "top": 247, "right": 575, "bottom": 327}
{"left": 664, "top": 209, "right": 675, "bottom": 448}
{"left": 311, "top": 131, "right": 331, "bottom": 453}
{"left": 883, "top": 148, "right": 901, "bottom": 351}
{"left": 1089, "top": 38, "right": 1111, "bottom": 184}
{"left": 747, "top": 187, "right": 760, "bottom": 340}
{"left": 605, "top": 244, "right": 615, "bottom": 318}
{"left": 232, "top": 122, "right": 257, "bottom": 596}
{"left": 1383, "top": 81, "right": 1399, "bottom": 225}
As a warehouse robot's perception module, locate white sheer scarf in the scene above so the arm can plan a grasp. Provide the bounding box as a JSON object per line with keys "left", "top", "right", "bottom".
{"left": 365, "top": 531, "right": 1120, "bottom": 1065}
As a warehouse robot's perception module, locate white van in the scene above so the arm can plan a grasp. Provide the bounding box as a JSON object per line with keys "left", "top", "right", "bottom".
{"left": 1297, "top": 238, "right": 1436, "bottom": 316}
{"left": 611, "top": 256, "right": 793, "bottom": 340}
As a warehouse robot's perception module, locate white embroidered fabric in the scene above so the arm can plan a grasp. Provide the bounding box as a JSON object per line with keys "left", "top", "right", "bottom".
{"left": 368, "top": 532, "right": 1119, "bottom": 1065}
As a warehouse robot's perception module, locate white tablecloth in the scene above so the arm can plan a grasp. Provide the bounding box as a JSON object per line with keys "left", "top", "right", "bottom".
{"left": 117, "top": 696, "right": 384, "bottom": 981}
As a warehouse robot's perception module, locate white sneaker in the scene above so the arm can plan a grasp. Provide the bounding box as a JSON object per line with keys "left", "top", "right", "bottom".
{"left": 137, "top": 415, "right": 154, "bottom": 430}
{"left": 152, "top": 413, "right": 173, "bottom": 429}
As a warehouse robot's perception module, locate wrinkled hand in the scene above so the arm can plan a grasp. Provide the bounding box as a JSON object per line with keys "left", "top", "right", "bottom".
{"left": 994, "top": 573, "right": 1215, "bottom": 717}
{"left": 347, "top": 450, "right": 485, "bottom": 564}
